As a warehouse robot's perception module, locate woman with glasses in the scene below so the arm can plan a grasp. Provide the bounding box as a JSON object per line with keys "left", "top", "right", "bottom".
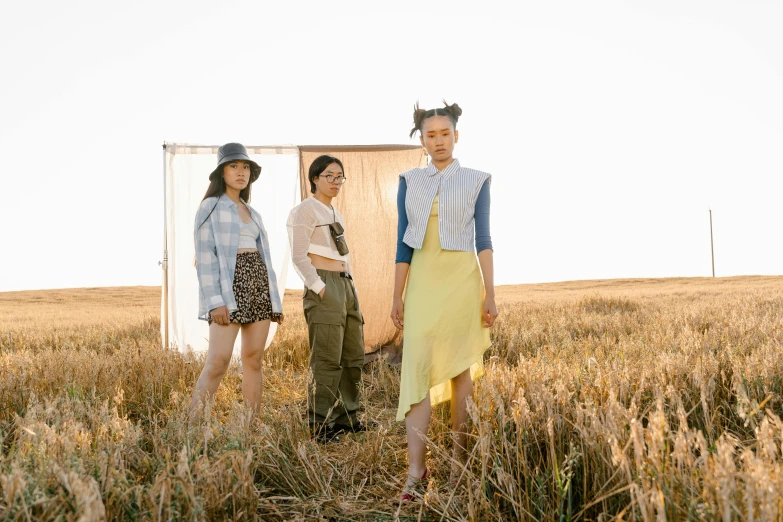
{"left": 391, "top": 102, "right": 498, "bottom": 501}
{"left": 286, "top": 155, "right": 368, "bottom": 443}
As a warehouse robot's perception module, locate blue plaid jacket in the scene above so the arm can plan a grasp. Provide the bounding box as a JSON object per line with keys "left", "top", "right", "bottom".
{"left": 194, "top": 194, "right": 283, "bottom": 321}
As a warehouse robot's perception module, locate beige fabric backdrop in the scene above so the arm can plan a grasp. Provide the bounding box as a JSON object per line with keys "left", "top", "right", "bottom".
{"left": 299, "top": 146, "right": 427, "bottom": 352}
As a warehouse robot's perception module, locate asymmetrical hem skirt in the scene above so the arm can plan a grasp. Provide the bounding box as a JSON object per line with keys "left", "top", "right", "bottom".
{"left": 396, "top": 197, "right": 491, "bottom": 421}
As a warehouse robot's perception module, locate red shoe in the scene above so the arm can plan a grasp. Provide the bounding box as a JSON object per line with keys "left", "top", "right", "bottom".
{"left": 398, "top": 468, "right": 429, "bottom": 502}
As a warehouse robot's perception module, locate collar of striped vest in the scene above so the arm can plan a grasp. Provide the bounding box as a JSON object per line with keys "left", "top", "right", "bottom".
{"left": 425, "top": 158, "right": 461, "bottom": 177}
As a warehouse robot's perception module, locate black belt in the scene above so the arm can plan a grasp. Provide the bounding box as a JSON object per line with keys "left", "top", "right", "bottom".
{"left": 339, "top": 272, "right": 352, "bottom": 280}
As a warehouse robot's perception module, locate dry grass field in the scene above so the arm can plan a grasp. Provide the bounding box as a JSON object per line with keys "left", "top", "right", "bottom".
{"left": 1, "top": 276, "right": 783, "bottom": 521}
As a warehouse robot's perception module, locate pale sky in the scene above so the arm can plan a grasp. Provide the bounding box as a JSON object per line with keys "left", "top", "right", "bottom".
{"left": 1, "top": 0, "right": 781, "bottom": 292}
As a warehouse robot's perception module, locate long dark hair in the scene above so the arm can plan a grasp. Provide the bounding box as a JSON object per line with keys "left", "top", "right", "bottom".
{"left": 202, "top": 162, "right": 253, "bottom": 202}
{"left": 308, "top": 155, "right": 345, "bottom": 194}
{"left": 410, "top": 100, "right": 463, "bottom": 138}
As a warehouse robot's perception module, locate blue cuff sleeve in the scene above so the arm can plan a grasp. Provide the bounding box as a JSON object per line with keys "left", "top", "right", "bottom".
{"left": 475, "top": 179, "right": 492, "bottom": 253}
{"left": 395, "top": 177, "right": 414, "bottom": 263}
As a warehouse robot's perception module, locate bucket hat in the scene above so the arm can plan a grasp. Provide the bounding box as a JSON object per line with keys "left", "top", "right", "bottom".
{"left": 208, "top": 143, "right": 261, "bottom": 182}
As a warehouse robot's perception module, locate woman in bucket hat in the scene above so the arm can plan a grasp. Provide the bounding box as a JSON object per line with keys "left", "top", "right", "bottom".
{"left": 190, "top": 143, "right": 284, "bottom": 417}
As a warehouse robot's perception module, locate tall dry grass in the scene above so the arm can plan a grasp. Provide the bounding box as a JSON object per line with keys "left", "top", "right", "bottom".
{"left": 1, "top": 277, "right": 782, "bottom": 520}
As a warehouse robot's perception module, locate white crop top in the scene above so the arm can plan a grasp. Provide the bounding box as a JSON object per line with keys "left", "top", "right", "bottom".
{"left": 238, "top": 219, "right": 260, "bottom": 250}
{"left": 286, "top": 197, "right": 351, "bottom": 293}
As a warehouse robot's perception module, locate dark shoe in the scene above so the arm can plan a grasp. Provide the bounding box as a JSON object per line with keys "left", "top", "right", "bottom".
{"left": 310, "top": 424, "right": 341, "bottom": 444}
{"left": 334, "top": 420, "right": 377, "bottom": 434}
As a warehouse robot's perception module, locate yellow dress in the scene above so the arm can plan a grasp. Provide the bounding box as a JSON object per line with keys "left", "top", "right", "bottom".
{"left": 396, "top": 196, "right": 491, "bottom": 421}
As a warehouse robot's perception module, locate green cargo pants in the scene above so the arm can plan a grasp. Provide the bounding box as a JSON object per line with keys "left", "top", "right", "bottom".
{"left": 303, "top": 269, "right": 365, "bottom": 428}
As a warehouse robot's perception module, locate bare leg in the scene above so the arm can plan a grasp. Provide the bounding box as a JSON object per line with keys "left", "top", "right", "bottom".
{"left": 450, "top": 368, "right": 474, "bottom": 465}
{"left": 405, "top": 391, "right": 432, "bottom": 479}
{"left": 190, "top": 322, "right": 240, "bottom": 415}
{"left": 239, "top": 319, "right": 271, "bottom": 413}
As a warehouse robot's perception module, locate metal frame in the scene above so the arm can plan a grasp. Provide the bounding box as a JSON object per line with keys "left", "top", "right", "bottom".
{"left": 160, "top": 142, "right": 301, "bottom": 349}
{"left": 162, "top": 143, "right": 169, "bottom": 348}
{"left": 161, "top": 142, "right": 423, "bottom": 350}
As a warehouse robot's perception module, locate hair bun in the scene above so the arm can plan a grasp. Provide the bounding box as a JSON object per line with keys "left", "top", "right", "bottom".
{"left": 410, "top": 102, "right": 428, "bottom": 138}
{"left": 443, "top": 101, "right": 462, "bottom": 121}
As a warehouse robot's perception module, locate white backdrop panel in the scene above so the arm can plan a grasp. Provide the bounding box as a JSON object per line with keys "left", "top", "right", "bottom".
{"left": 162, "top": 144, "right": 299, "bottom": 354}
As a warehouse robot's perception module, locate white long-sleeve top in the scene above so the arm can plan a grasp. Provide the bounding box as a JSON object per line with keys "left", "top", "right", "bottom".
{"left": 286, "top": 196, "right": 351, "bottom": 294}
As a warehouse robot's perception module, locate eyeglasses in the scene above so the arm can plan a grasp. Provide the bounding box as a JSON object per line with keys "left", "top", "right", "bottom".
{"left": 320, "top": 174, "right": 347, "bottom": 184}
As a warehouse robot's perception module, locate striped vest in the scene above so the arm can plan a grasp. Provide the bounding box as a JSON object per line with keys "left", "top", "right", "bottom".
{"left": 401, "top": 159, "right": 491, "bottom": 251}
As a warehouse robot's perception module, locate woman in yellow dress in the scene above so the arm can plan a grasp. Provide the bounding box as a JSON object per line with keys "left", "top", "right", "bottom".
{"left": 390, "top": 101, "right": 498, "bottom": 501}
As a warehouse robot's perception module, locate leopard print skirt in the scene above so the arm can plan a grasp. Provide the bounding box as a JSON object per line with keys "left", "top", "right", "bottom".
{"left": 209, "top": 250, "right": 281, "bottom": 324}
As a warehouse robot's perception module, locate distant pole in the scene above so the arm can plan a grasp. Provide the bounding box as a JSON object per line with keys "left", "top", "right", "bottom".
{"left": 709, "top": 209, "right": 715, "bottom": 278}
